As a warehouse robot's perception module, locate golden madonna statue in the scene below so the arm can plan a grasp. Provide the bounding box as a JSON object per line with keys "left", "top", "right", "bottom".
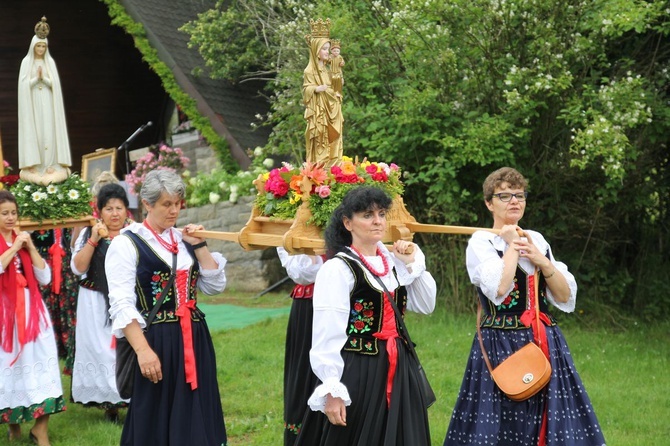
{"left": 302, "top": 19, "right": 343, "bottom": 167}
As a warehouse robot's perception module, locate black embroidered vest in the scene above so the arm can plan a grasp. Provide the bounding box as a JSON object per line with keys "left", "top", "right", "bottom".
{"left": 125, "top": 232, "right": 203, "bottom": 324}
{"left": 337, "top": 254, "right": 408, "bottom": 355}
{"left": 478, "top": 245, "right": 556, "bottom": 329}
{"left": 79, "top": 227, "right": 111, "bottom": 294}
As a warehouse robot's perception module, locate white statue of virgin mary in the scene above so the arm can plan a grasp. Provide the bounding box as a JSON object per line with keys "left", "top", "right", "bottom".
{"left": 18, "top": 17, "right": 72, "bottom": 185}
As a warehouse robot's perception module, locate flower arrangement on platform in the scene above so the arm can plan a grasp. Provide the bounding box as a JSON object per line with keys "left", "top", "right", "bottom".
{"left": 0, "top": 161, "right": 20, "bottom": 190}
{"left": 255, "top": 157, "right": 403, "bottom": 228}
{"left": 125, "top": 144, "right": 190, "bottom": 196}
{"left": 11, "top": 174, "right": 93, "bottom": 222}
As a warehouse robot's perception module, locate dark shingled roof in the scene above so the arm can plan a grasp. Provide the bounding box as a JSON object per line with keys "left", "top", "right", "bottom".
{"left": 120, "top": 0, "right": 270, "bottom": 165}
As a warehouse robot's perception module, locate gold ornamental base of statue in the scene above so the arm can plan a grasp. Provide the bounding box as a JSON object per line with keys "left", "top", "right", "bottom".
{"left": 190, "top": 194, "right": 502, "bottom": 255}
{"left": 236, "top": 194, "right": 416, "bottom": 255}
{"left": 192, "top": 196, "right": 412, "bottom": 255}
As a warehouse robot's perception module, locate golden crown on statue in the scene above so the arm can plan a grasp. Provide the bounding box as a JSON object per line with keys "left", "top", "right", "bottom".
{"left": 305, "top": 18, "right": 331, "bottom": 43}
{"left": 34, "top": 16, "right": 50, "bottom": 39}
{"left": 330, "top": 39, "right": 341, "bottom": 50}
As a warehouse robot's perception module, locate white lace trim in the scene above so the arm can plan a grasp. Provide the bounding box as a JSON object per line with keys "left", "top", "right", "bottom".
{"left": 307, "top": 379, "right": 351, "bottom": 412}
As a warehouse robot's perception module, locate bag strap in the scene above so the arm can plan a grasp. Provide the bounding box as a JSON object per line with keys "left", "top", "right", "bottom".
{"left": 144, "top": 252, "right": 177, "bottom": 330}
{"left": 342, "top": 251, "right": 422, "bottom": 361}
{"left": 533, "top": 268, "right": 542, "bottom": 348}
{"left": 476, "top": 300, "right": 496, "bottom": 375}
{"left": 476, "top": 267, "right": 540, "bottom": 375}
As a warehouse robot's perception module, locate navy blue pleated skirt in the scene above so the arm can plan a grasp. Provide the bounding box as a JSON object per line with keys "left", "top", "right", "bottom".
{"left": 444, "top": 325, "right": 606, "bottom": 446}
{"left": 120, "top": 318, "right": 227, "bottom": 446}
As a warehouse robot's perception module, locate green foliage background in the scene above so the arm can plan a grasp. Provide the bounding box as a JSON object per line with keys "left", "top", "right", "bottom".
{"left": 183, "top": 0, "right": 670, "bottom": 319}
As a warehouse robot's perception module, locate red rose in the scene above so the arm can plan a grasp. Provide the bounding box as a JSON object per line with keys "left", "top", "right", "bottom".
{"left": 354, "top": 320, "right": 365, "bottom": 330}
{"left": 353, "top": 302, "right": 363, "bottom": 312}
{"left": 152, "top": 274, "right": 160, "bottom": 282}
{"left": 363, "top": 310, "right": 373, "bottom": 318}
{"left": 371, "top": 171, "right": 388, "bottom": 182}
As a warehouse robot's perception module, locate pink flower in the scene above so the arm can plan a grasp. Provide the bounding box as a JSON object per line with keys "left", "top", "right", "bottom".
{"left": 315, "top": 185, "right": 331, "bottom": 198}
{"left": 331, "top": 166, "right": 359, "bottom": 184}
{"left": 264, "top": 167, "right": 291, "bottom": 197}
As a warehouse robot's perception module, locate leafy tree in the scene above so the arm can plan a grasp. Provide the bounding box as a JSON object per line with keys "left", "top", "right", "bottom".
{"left": 183, "top": 0, "right": 670, "bottom": 319}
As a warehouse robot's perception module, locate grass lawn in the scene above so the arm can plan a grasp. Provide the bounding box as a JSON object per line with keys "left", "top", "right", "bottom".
{"left": 2, "top": 291, "right": 668, "bottom": 445}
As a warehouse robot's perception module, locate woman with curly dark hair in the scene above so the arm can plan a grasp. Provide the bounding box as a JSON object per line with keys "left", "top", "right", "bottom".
{"left": 296, "top": 186, "right": 436, "bottom": 445}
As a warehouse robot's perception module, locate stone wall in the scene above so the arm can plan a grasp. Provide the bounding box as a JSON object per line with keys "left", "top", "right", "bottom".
{"left": 171, "top": 130, "right": 287, "bottom": 293}
{"left": 171, "top": 130, "right": 219, "bottom": 176}
{"left": 176, "top": 195, "right": 286, "bottom": 293}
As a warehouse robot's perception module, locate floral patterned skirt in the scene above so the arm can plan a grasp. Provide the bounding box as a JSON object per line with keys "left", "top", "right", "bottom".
{"left": 32, "top": 228, "right": 78, "bottom": 375}
{"left": 0, "top": 397, "right": 66, "bottom": 424}
{"left": 0, "top": 288, "right": 66, "bottom": 423}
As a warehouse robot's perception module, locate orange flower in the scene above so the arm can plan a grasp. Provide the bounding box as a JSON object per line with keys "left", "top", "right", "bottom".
{"left": 289, "top": 175, "right": 303, "bottom": 193}
{"left": 300, "top": 162, "right": 328, "bottom": 185}
{"left": 341, "top": 161, "right": 357, "bottom": 175}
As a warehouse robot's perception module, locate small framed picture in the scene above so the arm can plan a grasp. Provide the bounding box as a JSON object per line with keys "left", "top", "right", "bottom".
{"left": 81, "top": 148, "right": 116, "bottom": 182}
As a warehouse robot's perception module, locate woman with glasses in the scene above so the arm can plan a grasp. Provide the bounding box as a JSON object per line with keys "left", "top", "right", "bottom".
{"left": 443, "top": 167, "right": 606, "bottom": 445}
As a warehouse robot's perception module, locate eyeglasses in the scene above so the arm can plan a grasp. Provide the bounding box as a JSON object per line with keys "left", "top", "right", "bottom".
{"left": 491, "top": 192, "right": 528, "bottom": 202}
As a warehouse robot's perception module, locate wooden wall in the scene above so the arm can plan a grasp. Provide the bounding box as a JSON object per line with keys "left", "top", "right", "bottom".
{"left": 0, "top": 0, "right": 168, "bottom": 177}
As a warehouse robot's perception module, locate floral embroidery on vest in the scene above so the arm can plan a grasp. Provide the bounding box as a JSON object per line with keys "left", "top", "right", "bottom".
{"left": 349, "top": 299, "right": 375, "bottom": 334}
{"left": 150, "top": 270, "right": 174, "bottom": 306}
{"left": 497, "top": 275, "right": 520, "bottom": 310}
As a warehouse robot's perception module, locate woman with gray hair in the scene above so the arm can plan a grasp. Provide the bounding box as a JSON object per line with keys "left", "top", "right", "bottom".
{"left": 106, "top": 169, "right": 227, "bottom": 445}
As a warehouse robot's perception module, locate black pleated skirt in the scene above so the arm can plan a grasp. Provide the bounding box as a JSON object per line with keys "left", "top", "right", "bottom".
{"left": 296, "top": 338, "right": 431, "bottom": 446}
{"left": 120, "top": 319, "right": 227, "bottom": 446}
{"left": 284, "top": 298, "right": 318, "bottom": 445}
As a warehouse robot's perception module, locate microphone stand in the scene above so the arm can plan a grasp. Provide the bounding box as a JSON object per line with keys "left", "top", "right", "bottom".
{"left": 118, "top": 122, "right": 151, "bottom": 176}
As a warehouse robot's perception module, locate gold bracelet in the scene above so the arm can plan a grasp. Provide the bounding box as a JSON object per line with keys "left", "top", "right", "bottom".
{"left": 545, "top": 269, "right": 556, "bottom": 279}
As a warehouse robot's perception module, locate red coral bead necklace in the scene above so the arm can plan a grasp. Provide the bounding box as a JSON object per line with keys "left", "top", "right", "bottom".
{"left": 349, "top": 245, "right": 389, "bottom": 277}
{"left": 143, "top": 220, "right": 179, "bottom": 254}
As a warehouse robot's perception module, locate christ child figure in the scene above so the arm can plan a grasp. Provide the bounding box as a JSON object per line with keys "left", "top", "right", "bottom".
{"left": 328, "top": 39, "right": 345, "bottom": 95}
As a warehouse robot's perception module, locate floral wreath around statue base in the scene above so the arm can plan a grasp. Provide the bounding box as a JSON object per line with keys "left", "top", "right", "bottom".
{"left": 11, "top": 174, "right": 93, "bottom": 223}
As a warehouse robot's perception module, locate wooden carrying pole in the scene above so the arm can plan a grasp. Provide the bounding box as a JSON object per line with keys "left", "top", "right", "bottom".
{"left": 189, "top": 223, "right": 505, "bottom": 254}
{"left": 404, "top": 222, "right": 501, "bottom": 236}
{"left": 17, "top": 217, "right": 97, "bottom": 232}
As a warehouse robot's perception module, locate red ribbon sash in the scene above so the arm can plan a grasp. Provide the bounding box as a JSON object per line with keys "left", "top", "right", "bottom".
{"left": 373, "top": 292, "right": 400, "bottom": 407}
{"left": 519, "top": 273, "right": 550, "bottom": 446}
{"left": 48, "top": 229, "right": 65, "bottom": 294}
{"left": 175, "top": 270, "right": 198, "bottom": 390}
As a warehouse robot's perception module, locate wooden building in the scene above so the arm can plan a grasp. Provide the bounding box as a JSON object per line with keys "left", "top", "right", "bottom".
{"left": 0, "top": 0, "right": 269, "bottom": 177}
